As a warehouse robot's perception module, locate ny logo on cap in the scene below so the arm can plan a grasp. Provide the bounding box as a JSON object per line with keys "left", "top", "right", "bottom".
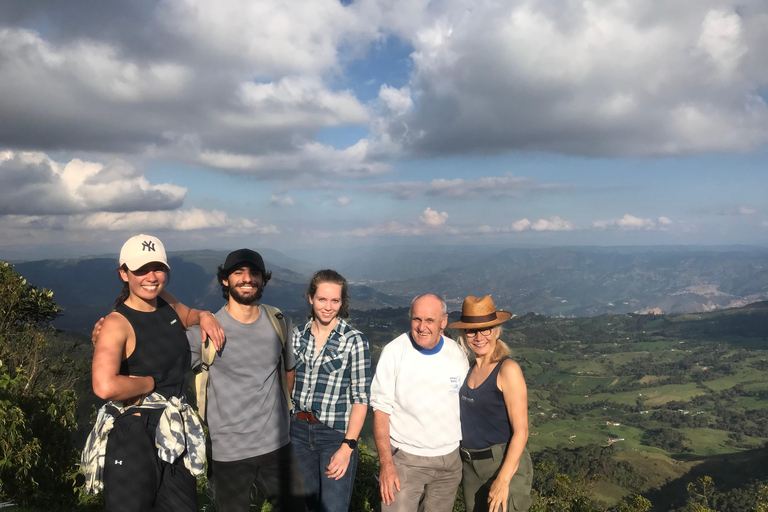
{"left": 142, "top": 241, "right": 156, "bottom": 252}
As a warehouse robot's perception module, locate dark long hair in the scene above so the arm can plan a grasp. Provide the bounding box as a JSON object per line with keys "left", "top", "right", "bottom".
{"left": 305, "top": 269, "right": 350, "bottom": 319}
{"left": 113, "top": 265, "right": 131, "bottom": 309}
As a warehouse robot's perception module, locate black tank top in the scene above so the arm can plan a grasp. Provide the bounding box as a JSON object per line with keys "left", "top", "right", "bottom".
{"left": 116, "top": 298, "right": 190, "bottom": 399}
{"left": 459, "top": 357, "right": 512, "bottom": 450}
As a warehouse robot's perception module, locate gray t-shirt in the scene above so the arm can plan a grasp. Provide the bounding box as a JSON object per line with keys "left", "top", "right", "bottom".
{"left": 188, "top": 304, "right": 295, "bottom": 462}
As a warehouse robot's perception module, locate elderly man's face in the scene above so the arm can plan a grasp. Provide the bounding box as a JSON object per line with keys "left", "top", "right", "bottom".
{"left": 410, "top": 295, "right": 448, "bottom": 350}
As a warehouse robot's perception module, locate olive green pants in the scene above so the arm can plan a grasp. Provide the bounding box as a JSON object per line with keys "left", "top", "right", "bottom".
{"left": 461, "top": 444, "right": 532, "bottom": 512}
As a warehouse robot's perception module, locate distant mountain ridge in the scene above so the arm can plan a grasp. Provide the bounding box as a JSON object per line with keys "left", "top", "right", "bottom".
{"left": 7, "top": 245, "right": 768, "bottom": 333}
{"left": 370, "top": 246, "right": 768, "bottom": 316}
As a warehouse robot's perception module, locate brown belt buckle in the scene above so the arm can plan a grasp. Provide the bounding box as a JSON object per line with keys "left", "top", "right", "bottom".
{"left": 297, "top": 411, "right": 320, "bottom": 423}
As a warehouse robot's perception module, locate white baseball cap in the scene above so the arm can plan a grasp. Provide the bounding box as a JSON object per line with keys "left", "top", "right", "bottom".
{"left": 119, "top": 234, "right": 170, "bottom": 271}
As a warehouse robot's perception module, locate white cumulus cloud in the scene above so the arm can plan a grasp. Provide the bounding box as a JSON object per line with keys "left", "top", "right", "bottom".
{"left": 371, "top": 1, "right": 768, "bottom": 157}
{"left": 420, "top": 207, "right": 449, "bottom": 226}
{"left": 0, "top": 150, "right": 186, "bottom": 215}
{"left": 593, "top": 214, "right": 673, "bottom": 230}
{"left": 531, "top": 216, "right": 574, "bottom": 232}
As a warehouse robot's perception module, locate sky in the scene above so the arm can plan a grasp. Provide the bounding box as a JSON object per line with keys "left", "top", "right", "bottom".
{"left": 1, "top": 0, "right": 767, "bottom": 264}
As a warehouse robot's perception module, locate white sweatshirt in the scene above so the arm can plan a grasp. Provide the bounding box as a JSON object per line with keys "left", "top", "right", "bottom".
{"left": 370, "top": 333, "right": 469, "bottom": 457}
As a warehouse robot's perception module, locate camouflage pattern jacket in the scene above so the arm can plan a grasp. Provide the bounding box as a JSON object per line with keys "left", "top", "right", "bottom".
{"left": 80, "top": 392, "right": 206, "bottom": 494}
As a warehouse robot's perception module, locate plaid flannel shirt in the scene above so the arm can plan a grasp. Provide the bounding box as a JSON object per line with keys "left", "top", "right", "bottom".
{"left": 292, "top": 317, "right": 371, "bottom": 432}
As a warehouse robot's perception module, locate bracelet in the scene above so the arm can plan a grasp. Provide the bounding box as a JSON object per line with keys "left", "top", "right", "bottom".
{"left": 200, "top": 311, "right": 214, "bottom": 319}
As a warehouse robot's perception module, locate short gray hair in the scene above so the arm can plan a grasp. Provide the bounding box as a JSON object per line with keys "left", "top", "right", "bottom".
{"left": 409, "top": 293, "right": 448, "bottom": 319}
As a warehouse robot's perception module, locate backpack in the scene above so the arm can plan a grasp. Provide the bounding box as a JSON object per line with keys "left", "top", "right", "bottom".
{"left": 193, "top": 304, "right": 291, "bottom": 423}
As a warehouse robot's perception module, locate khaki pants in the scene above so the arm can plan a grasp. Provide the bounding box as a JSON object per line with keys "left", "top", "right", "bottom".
{"left": 461, "top": 445, "right": 533, "bottom": 512}
{"left": 382, "top": 446, "right": 462, "bottom": 512}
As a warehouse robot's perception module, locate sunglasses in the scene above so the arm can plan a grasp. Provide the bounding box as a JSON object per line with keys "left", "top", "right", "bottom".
{"left": 465, "top": 328, "right": 492, "bottom": 338}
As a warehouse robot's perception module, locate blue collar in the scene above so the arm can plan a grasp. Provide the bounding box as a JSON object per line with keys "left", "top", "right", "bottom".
{"left": 409, "top": 333, "right": 444, "bottom": 355}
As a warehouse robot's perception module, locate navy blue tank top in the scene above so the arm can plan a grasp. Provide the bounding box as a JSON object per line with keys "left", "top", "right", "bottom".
{"left": 116, "top": 298, "right": 190, "bottom": 399}
{"left": 460, "top": 357, "right": 512, "bottom": 450}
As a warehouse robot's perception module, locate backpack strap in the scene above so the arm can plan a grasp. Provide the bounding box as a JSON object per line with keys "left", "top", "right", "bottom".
{"left": 261, "top": 305, "right": 293, "bottom": 410}
{"left": 193, "top": 336, "right": 217, "bottom": 423}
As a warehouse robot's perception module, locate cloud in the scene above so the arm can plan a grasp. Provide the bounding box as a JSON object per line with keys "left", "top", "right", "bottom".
{"left": 199, "top": 140, "right": 389, "bottom": 178}
{"left": 0, "top": 150, "right": 185, "bottom": 215}
{"left": 336, "top": 197, "right": 353, "bottom": 207}
{"left": 530, "top": 216, "right": 573, "bottom": 231}
{"left": 372, "top": 1, "right": 768, "bottom": 157}
{"left": 3, "top": 0, "right": 766, "bottom": 171}
{"left": 0, "top": 7, "right": 378, "bottom": 173}
{"left": 420, "top": 207, "right": 448, "bottom": 226}
{"left": 477, "top": 216, "right": 574, "bottom": 234}
{"left": 0, "top": 208, "right": 276, "bottom": 235}
{"left": 697, "top": 9, "right": 747, "bottom": 80}
{"left": 80, "top": 209, "right": 275, "bottom": 234}
{"left": 333, "top": 207, "right": 457, "bottom": 238}
{"left": 366, "top": 174, "right": 569, "bottom": 200}
{"left": 593, "top": 214, "right": 673, "bottom": 230}
{"left": 270, "top": 195, "right": 296, "bottom": 207}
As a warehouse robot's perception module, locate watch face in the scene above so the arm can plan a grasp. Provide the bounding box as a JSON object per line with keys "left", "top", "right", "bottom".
{"left": 344, "top": 438, "right": 357, "bottom": 449}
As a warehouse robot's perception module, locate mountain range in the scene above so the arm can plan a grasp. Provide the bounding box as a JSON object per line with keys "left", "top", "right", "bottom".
{"left": 8, "top": 245, "right": 768, "bottom": 334}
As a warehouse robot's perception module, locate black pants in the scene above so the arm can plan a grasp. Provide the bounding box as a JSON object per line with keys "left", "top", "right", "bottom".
{"left": 210, "top": 443, "right": 307, "bottom": 512}
{"left": 103, "top": 411, "right": 197, "bottom": 512}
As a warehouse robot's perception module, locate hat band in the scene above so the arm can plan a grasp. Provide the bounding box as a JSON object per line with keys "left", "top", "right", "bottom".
{"left": 460, "top": 312, "right": 497, "bottom": 324}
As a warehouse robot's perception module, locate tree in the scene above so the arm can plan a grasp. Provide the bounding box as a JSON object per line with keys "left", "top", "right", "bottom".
{"left": 0, "top": 262, "right": 85, "bottom": 508}
{"left": 613, "top": 495, "right": 652, "bottom": 512}
{"left": 530, "top": 461, "right": 599, "bottom": 512}
{"left": 685, "top": 476, "right": 716, "bottom": 512}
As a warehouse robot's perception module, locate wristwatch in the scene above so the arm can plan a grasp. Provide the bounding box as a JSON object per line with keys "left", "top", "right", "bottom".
{"left": 342, "top": 438, "right": 358, "bottom": 449}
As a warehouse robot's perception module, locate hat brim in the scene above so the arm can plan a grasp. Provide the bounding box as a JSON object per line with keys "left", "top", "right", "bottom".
{"left": 447, "top": 311, "right": 513, "bottom": 330}
{"left": 123, "top": 256, "right": 170, "bottom": 272}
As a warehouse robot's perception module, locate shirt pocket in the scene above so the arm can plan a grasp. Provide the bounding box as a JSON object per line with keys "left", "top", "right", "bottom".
{"left": 320, "top": 352, "right": 345, "bottom": 374}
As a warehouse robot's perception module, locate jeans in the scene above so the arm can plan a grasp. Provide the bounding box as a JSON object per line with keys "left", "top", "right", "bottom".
{"left": 290, "top": 417, "right": 358, "bottom": 512}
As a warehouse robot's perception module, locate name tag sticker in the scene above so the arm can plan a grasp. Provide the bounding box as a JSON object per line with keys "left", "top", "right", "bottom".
{"left": 449, "top": 376, "right": 461, "bottom": 393}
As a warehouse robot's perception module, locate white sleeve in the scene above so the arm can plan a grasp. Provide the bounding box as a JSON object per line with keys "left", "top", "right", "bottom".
{"left": 370, "top": 341, "right": 398, "bottom": 415}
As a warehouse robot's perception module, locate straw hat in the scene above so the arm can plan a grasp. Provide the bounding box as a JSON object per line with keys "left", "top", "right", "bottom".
{"left": 447, "top": 295, "right": 512, "bottom": 329}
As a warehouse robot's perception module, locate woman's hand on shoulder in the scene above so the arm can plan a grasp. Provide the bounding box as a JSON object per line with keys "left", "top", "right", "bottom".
{"left": 199, "top": 312, "right": 224, "bottom": 350}
{"left": 162, "top": 290, "right": 225, "bottom": 350}
{"left": 91, "top": 317, "right": 106, "bottom": 345}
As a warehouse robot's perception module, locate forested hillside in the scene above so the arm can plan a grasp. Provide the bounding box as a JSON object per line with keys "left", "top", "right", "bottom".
{"left": 3, "top": 261, "right": 768, "bottom": 511}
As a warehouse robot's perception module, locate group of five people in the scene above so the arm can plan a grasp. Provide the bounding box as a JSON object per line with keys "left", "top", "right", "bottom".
{"left": 84, "top": 234, "right": 532, "bottom": 512}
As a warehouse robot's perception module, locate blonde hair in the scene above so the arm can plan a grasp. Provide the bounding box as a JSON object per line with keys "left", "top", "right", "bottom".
{"left": 456, "top": 325, "right": 510, "bottom": 363}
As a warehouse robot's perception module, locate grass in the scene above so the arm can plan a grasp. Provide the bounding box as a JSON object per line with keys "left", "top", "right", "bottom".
{"left": 565, "top": 382, "right": 709, "bottom": 407}
{"left": 528, "top": 420, "right": 652, "bottom": 453}
{"left": 613, "top": 450, "right": 691, "bottom": 490}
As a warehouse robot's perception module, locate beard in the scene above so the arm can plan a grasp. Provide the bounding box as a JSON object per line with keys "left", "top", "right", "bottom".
{"left": 229, "top": 284, "right": 262, "bottom": 305}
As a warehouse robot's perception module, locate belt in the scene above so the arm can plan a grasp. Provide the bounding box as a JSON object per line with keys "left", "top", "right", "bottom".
{"left": 460, "top": 446, "right": 494, "bottom": 462}
{"left": 295, "top": 411, "right": 321, "bottom": 424}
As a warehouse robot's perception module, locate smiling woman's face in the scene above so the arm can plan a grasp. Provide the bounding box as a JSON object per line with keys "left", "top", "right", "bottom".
{"left": 120, "top": 262, "right": 167, "bottom": 303}
{"left": 465, "top": 326, "right": 500, "bottom": 357}
{"left": 310, "top": 282, "right": 342, "bottom": 326}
